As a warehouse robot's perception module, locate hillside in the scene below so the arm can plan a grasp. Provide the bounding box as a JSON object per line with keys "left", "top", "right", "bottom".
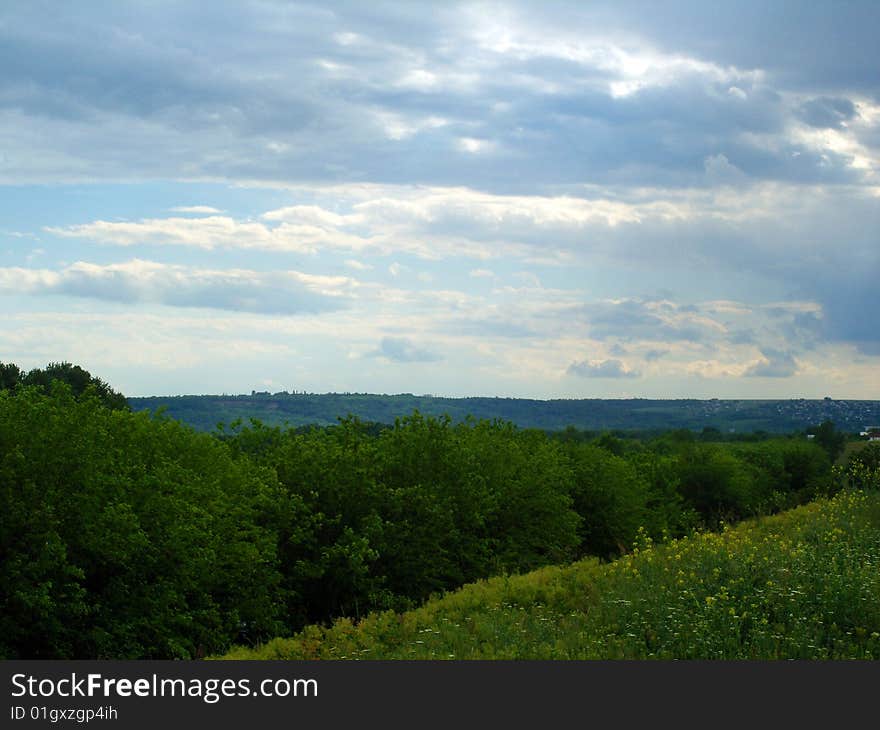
{"left": 128, "top": 392, "right": 880, "bottom": 434}
{"left": 4, "top": 368, "right": 877, "bottom": 660}
{"left": 222, "top": 488, "right": 880, "bottom": 660}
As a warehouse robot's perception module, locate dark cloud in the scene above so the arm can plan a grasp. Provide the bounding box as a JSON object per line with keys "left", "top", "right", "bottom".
{"left": 745, "top": 348, "right": 798, "bottom": 378}
{"left": 814, "top": 276, "right": 880, "bottom": 355}
{"left": 368, "top": 337, "right": 442, "bottom": 363}
{"left": 772, "top": 310, "right": 824, "bottom": 352}
{"left": 798, "top": 97, "right": 857, "bottom": 129}
{"left": 518, "top": 1, "right": 880, "bottom": 95}
{"left": 727, "top": 330, "right": 757, "bottom": 346}
{"left": 0, "top": 1, "right": 875, "bottom": 190}
{"left": 567, "top": 359, "right": 640, "bottom": 378}
{"left": 643, "top": 348, "right": 668, "bottom": 362}
{"left": 577, "top": 299, "right": 712, "bottom": 343}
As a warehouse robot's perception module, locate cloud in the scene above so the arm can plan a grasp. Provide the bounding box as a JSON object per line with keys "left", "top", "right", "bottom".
{"left": 502, "top": 2, "right": 880, "bottom": 95}
{"left": 456, "top": 137, "right": 496, "bottom": 154}
{"left": 169, "top": 205, "right": 224, "bottom": 214}
{"left": 797, "top": 97, "right": 857, "bottom": 130}
{"left": 576, "top": 298, "right": 725, "bottom": 344}
{"left": 1, "top": 2, "right": 878, "bottom": 398}
{"left": 44, "top": 216, "right": 354, "bottom": 254}
{"left": 1, "top": 2, "right": 876, "bottom": 191}
{"left": 39, "top": 180, "right": 880, "bottom": 348}
{"left": 345, "top": 259, "right": 373, "bottom": 271}
{"left": 367, "top": 336, "right": 442, "bottom": 363}
{"left": 37, "top": 179, "right": 879, "bottom": 359}
{"left": 704, "top": 153, "right": 747, "bottom": 185}
{"left": 438, "top": 316, "right": 535, "bottom": 339}
{"left": 0, "top": 260, "right": 355, "bottom": 315}
{"left": 745, "top": 348, "right": 798, "bottom": 378}
{"left": 643, "top": 348, "right": 668, "bottom": 361}
{"left": 727, "top": 330, "right": 757, "bottom": 346}
{"left": 567, "top": 358, "right": 640, "bottom": 378}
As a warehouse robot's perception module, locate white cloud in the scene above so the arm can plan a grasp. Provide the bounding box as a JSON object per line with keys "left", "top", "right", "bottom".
{"left": 43, "top": 181, "right": 876, "bottom": 277}
{"left": 465, "top": 8, "right": 764, "bottom": 100}
{"left": 0, "top": 259, "right": 357, "bottom": 315}
{"left": 261, "top": 205, "right": 353, "bottom": 227}
{"left": 567, "top": 358, "right": 640, "bottom": 378}
{"left": 169, "top": 205, "right": 224, "bottom": 214}
{"left": 456, "top": 137, "right": 496, "bottom": 154}
{"left": 45, "top": 215, "right": 369, "bottom": 254}
{"left": 345, "top": 258, "right": 373, "bottom": 271}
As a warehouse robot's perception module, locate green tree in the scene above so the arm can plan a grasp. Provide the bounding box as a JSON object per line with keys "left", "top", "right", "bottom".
{"left": 566, "top": 443, "right": 651, "bottom": 557}
{"left": 0, "top": 384, "right": 285, "bottom": 659}
{"left": 7, "top": 361, "right": 130, "bottom": 411}
{"left": 675, "top": 444, "right": 759, "bottom": 521}
{"left": 0, "top": 361, "right": 22, "bottom": 390}
{"left": 808, "top": 420, "right": 846, "bottom": 463}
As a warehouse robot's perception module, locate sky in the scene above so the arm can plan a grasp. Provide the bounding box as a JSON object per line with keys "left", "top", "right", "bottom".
{"left": 0, "top": 1, "right": 878, "bottom": 399}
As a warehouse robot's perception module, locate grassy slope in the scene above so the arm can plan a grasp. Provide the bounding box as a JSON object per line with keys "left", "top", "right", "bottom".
{"left": 221, "top": 489, "right": 880, "bottom": 660}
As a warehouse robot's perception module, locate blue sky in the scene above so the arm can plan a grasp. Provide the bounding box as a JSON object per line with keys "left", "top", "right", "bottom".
{"left": 1, "top": 1, "right": 878, "bottom": 398}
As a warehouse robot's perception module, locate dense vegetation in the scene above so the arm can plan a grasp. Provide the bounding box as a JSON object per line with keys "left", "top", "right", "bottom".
{"left": 224, "top": 486, "right": 880, "bottom": 660}
{"left": 1, "top": 360, "right": 128, "bottom": 411}
{"left": 0, "top": 361, "right": 876, "bottom": 659}
{"left": 0, "top": 384, "right": 283, "bottom": 658}
{"left": 129, "top": 391, "right": 880, "bottom": 434}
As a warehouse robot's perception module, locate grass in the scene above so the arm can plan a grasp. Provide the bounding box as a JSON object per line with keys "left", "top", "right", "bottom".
{"left": 220, "top": 488, "right": 880, "bottom": 660}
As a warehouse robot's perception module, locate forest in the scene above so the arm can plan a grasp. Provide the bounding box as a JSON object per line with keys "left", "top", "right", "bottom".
{"left": 128, "top": 391, "right": 880, "bottom": 434}
{"left": 1, "top": 361, "right": 877, "bottom": 659}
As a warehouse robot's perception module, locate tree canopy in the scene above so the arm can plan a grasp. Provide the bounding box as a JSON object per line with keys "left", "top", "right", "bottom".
{"left": 0, "top": 360, "right": 128, "bottom": 411}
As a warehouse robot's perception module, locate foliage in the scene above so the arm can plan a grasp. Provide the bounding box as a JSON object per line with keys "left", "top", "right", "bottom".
{"left": 0, "top": 385, "right": 285, "bottom": 659}
{"left": 0, "top": 362, "right": 846, "bottom": 659}
{"left": 224, "top": 413, "right": 581, "bottom": 624}
{"left": 850, "top": 442, "right": 880, "bottom": 472}
{"left": 807, "top": 420, "right": 847, "bottom": 462}
{"left": 0, "top": 360, "right": 128, "bottom": 411}
{"left": 565, "top": 444, "right": 651, "bottom": 557}
{"left": 222, "top": 489, "right": 880, "bottom": 660}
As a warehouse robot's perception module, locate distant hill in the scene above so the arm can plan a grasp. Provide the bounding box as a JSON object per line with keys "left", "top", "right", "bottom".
{"left": 127, "top": 392, "right": 880, "bottom": 434}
